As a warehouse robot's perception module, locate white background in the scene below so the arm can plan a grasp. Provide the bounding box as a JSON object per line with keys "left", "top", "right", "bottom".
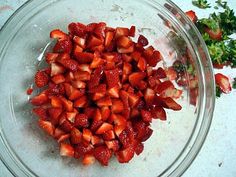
{"left": 0, "top": 0, "right": 236, "bottom": 176}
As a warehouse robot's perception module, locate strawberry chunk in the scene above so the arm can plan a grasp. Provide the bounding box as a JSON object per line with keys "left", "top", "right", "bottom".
{"left": 60, "top": 143, "right": 74, "bottom": 157}
{"left": 74, "top": 114, "right": 89, "bottom": 128}
{"left": 30, "top": 93, "right": 48, "bottom": 106}
{"left": 137, "top": 35, "right": 149, "bottom": 47}
{"left": 53, "top": 39, "right": 72, "bottom": 53}
{"left": 116, "top": 146, "right": 134, "bottom": 163}
{"left": 141, "top": 109, "right": 152, "bottom": 123}
{"left": 35, "top": 70, "right": 49, "bottom": 88}
{"left": 215, "top": 73, "right": 232, "bottom": 93}
{"left": 105, "top": 68, "right": 120, "bottom": 88}
{"left": 96, "top": 122, "right": 113, "bottom": 134}
{"left": 94, "top": 146, "right": 112, "bottom": 166}
{"left": 151, "top": 106, "right": 166, "bottom": 120}
{"left": 82, "top": 154, "right": 95, "bottom": 166}
{"left": 50, "top": 29, "right": 68, "bottom": 40}
{"left": 32, "top": 107, "right": 48, "bottom": 120}
{"left": 38, "top": 119, "right": 55, "bottom": 136}
{"left": 70, "top": 128, "right": 82, "bottom": 144}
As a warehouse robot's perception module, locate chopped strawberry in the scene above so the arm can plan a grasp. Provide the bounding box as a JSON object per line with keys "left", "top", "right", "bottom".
{"left": 88, "top": 67, "right": 104, "bottom": 88}
{"left": 105, "top": 68, "right": 120, "bottom": 88}
{"left": 97, "top": 96, "right": 112, "bottom": 107}
{"left": 155, "top": 80, "right": 174, "bottom": 94}
{"left": 73, "top": 36, "right": 86, "bottom": 48}
{"left": 107, "top": 86, "right": 120, "bottom": 98}
{"left": 51, "top": 74, "right": 65, "bottom": 84}
{"left": 134, "top": 142, "right": 144, "bottom": 155}
{"left": 141, "top": 109, "right": 152, "bottom": 123}
{"left": 146, "top": 50, "right": 162, "bottom": 67}
{"left": 165, "top": 67, "right": 177, "bottom": 80}
{"left": 71, "top": 80, "right": 86, "bottom": 89}
{"left": 105, "top": 31, "right": 114, "bottom": 47}
{"left": 45, "top": 53, "right": 59, "bottom": 64}
{"left": 78, "top": 64, "right": 92, "bottom": 73}
{"left": 74, "top": 52, "right": 94, "bottom": 64}
{"left": 26, "top": 87, "right": 33, "bottom": 95}
{"left": 110, "top": 114, "right": 127, "bottom": 126}
{"left": 32, "top": 107, "right": 48, "bottom": 120}
{"left": 74, "top": 95, "right": 87, "bottom": 108}
{"left": 128, "top": 72, "right": 146, "bottom": 86}
{"left": 50, "top": 29, "right": 68, "bottom": 40}
{"left": 116, "top": 146, "right": 134, "bottom": 163}
{"left": 91, "top": 135, "right": 104, "bottom": 146}
{"left": 60, "top": 119, "right": 74, "bottom": 133}
{"left": 128, "top": 92, "right": 140, "bottom": 108}
{"left": 53, "top": 39, "right": 72, "bottom": 53}
{"left": 101, "top": 106, "right": 111, "bottom": 121}
{"left": 34, "top": 70, "right": 49, "bottom": 88}
{"left": 129, "top": 26, "right": 136, "bottom": 37}
{"left": 57, "top": 134, "right": 70, "bottom": 143}
{"left": 74, "top": 71, "right": 90, "bottom": 81}
{"left": 114, "top": 124, "right": 127, "bottom": 137}
{"left": 94, "top": 146, "right": 112, "bottom": 166}
{"left": 144, "top": 88, "right": 155, "bottom": 105}
{"left": 162, "top": 97, "right": 182, "bottom": 111}
{"left": 111, "top": 99, "right": 124, "bottom": 113}
{"left": 89, "top": 84, "right": 106, "bottom": 94}
{"left": 90, "top": 56, "right": 105, "bottom": 69}
{"left": 82, "top": 129, "right": 92, "bottom": 142}
{"left": 51, "top": 63, "right": 65, "bottom": 76}
{"left": 105, "top": 140, "right": 120, "bottom": 152}
{"left": 94, "top": 22, "right": 106, "bottom": 38}
{"left": 137, "top": 57, "right": 147, "bottom": 71}
{"left": 87, "top": 35, "right": 103, "bottom": 48}
{"left": 74, "top": 142, "right": 93, "bottom": 158}
{"left": 96, "top": 122, "right": 113, "bottom": 134}
{"left": 116, "top": 36, "right": 132, "bottom": 48}
{"left": 117, "top": 44, "right": 134, "bottom": 54}
{"left": 74, "top": 114, "right": 89, "bottom": 128}
{"left": 160, "top": 87, "right": 183, "bottom": 99}
{"left": 82, "top": 154, "right": 95, "bottom": 166}
{"left": 68, "top": 22, "right": 87, "bottom": 37}
{"left": 54, "top": 128, "right": 66, "bottom": 139}
{"left": 138, "top": 35, "right": 149, "bottom": 47}
{"left": 151, "top": 106, "right": 166, "bottom": 120}
{"left": 103, "top": 129, "right": 116, "bottom": 140}
{"left": 58, "top": 58, "right": 79, "bottom": 71}
{"left": 38, "top": 119, "right": 55, "bottom": 136}
{"left": 185, "top": 10, "right": 198, "bottom": 23}
{"left": 48, "top": 107, "right": 63, "bottom": 125}
{"left": 50, "top": 96, "right": 63, "bottom": 108}
{"left": 215, "top": 73, "right": 232, "bottom": 93}
{"left": 60, "top": 97, "right": 73, "bottom": 111}
{"left": 60, "top": 143, "right": 74, "bottom": 157}
{"left": 30, "top": 93, "right": 49, "bottom": 106}
{"left": 115, "top": 27, "right": 129, "bottom": 38}
{"left": 66, "top": 111, "right": 77, "bottom": 123}
{"left": 70, "top": 128, "right": 82, "bottom": 144}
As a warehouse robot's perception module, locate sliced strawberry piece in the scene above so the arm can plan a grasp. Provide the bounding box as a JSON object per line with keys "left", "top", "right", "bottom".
{"left": 82, "top": 154, "right": 95, "bottom": 166}
{"left": 115, "top": 27, "right": 129, "bottom": 38}
{"left": 48, "top": 107, "right": 62, "bottom": 125}
{"left": 74, "top": 95, "right": 88, "bottom": 108}
{"left": 92, "top": 92, "right": 106, "bottom": 101}
{"left": 215, "top": 73, "right": 232, "bottom": 93}
{"left": 185, "top": 10, "right": 198, "bottom": 23}
{"left": 107, "top": 86, "right": 120, "bottom": 98}
{"left": 54, "top": 128, "right": 66, "bottom": 139}
{"left": 71, "top": 80, "right": 86, "bottom": 89}
{"left": 34, "top": 70, "right": 49, "bottom": 88}
{"left": 53, "top": 39, "right": 72, "bottom": 53}
{"left": 146, "top": 50, "right": 162, "bottom": 67}
{"left": 88, "top": 67, "right": 104, "bottom": 88}
{"left": 57, "top": 134, "right": 70, "bottom": 143}
{"left": 117, "top": 44, "right": 134, "bottom": 54}
{"left": 101, "top": 106, "right": 111, "bottom": 121}
{"left": 94, "top": 146, "right": 112, "bottom": 166}
{"left": 73, "top": 44, "right": 83, "bottom": 56}
{"left": 74, "top": 114, "right": 89, "bottom": 128}
{"left": 94, "top": 22, "right": 106, "bottom": 38}
{"left": 91, "top": 135, "right": 104, "bottom": 146}
{"left": 94, "top": 108, "right": 102, "bottom": 121}
{"left": 135, "top": 142, "right": 144, "bottom": 155}
{"left": 87, "top": 35, "right": 103, "bottom": 48}
{"left": 26, "top": 87, "right": 33, "bottom": 95}
{"left": 151, "top": 106, "right": 166, "bottom": 120}
{"left": 110, "top": 114, "right": 127, "bottom": 126}
{"left": 60, "top": 97, "right": 73, "bottom": 111}
{"left": 141, "top": 109, "right": 152, "bottom": 123}
{"left": 86, "top": 22, "right": 97, "bottom": 32}
{"left": 91, "top": 119, "right": 103, "bottom": 132}
{"left": 128, "top": 72, "right": 146, "bottom": 86}
{"left": 30, "top": 93, "right": 49, "bottom": 106}
{"left": 128, "top": 93, "right": 140, "bottom": 108}
{"left": 74, "top": 52, "right": 94, "bottom": 64}
{"left": 162, "top": 97, "right": 182, "bottom": 111}
{"left": 83, "top": 128, "right": 92, "bottom": 142}
{"left": 96, "top": 122, "right": 113, "bottom": 135}
{"left": 129, "top": 26, "right": 136, "bottom": 37}
{"left": 105, "top": 31, "right": 114, "bottom": 47}
{"left": 137, "top": 57, "right": 147, "bottom": 71}
{"left": 144, "top": 88, "right": 155, "bottom": 105}
{"left": 205, "top": 27, "right": 222, "bottom": 40}
{"left": 66, "top": 111, "right": 77, "bottom": 123}
{"left": 58, "top": 59, "right": 79, "bottom": 72}
{"left": 116, "top": 146, "right": 134, "bottom": 163}
{"left": 74, "top": 71, "right": 90, "bottom": 81}
{"left": 160, "top": 87, "right": 183, "bottom": 99}
{"left": 90, "top": 57, "right": 105, "bottom": 69}
{"left": 105, "top": 140, "right": 120, "bottom": 152}
{"left": 70, "top": 128, "right": 82, "bottom": 144}
{"left": 60, "top": 119, "right": 74, "bottom": 133}
{"left": 73, "top": 36, "right": 86, "bottom": 48}
{"left": 74, "top": 142, "right": 93, "bottom": 158}
{"left": 165, "top": 67, "right": 177, "bottom": 80}
{"left": 51, "top": 74, "right": 65, "bottom": 84}
{"left": 97, "top": 96, "right": 112, "bottom": 107}
{"left": 51, "top": 63, "right": 65, "bottom": 76}
{"left": 89, "top": 84, "right": 106, "bottom": 94}
{"left": 116, "top": 36, "right": 132, "bottom": 48}
{"left": 103, "top": 129, "right": 116, "bottom": 141}
{"left": 105, "top": 68, "right": 120, "bottom": 88}
{"left": 50, "top": 29, "right": 68, "bottom": 40}
{"left": 78, "top": 64, "right": 92, "bottom": 73}
{"left": 153, "top": 67, "right": 167, "bottom": 79}
{"left": 45, "top": 53, "right": 59, "bottom": 64}
{"left": 119, "top": 127, "right": 134, "bottom": 148}
{"left": 60, "top": 143, "right": 74, "bottom": 157}
{"left": 155, "top": 80, "right": 174, "bottom": 94}
{"left": 32, "top": 107, "right": 48, "bottom": 120}
{"left": 38, "top": 119, "right": 55, "bottom": 136}
{"left": 123, "top": 62, "right": 132, "bottom": 75}
{"left": 111, "top": 99, "right": 124, "bottom": 113}
{"left": 68, "top": 22, "right": 87, "bottom": 37}
{"left": 50, "top": 96, "right": 63, "bottom": 108}
{"left": 84, "top": 107, "right": 95, "bottom": 119}
{"left": 130, "top": 108, "right": 140, "bottom": 118}
{"left": 114, "top": 124, "right": 127, "bottom": 137}
{"left": 138, "top": 35, "right": 149, "bottom": 47}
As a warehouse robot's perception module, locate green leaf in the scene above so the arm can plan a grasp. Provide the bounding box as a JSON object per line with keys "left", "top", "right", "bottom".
{"left": 233, "top": 78, "right": 236, "bottom": 89}
{"left": 216, "top": 86, "right": 222, "bottom": 97}
{"left": 198, "top": 18, "right": 219, "bottom": 31}
{"left": 192, "top": 0, "right": 211, "bottom": 9}
{"left": 215, "top": 0, "right": 228, "bottom": 9}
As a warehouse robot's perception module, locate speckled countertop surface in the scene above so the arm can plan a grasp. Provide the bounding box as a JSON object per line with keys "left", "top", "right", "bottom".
{"left": 0, "top": 0, "right": 236, "bottom": 176}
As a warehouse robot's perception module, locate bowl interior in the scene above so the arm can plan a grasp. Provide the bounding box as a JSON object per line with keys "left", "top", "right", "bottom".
{"left": 0, "top": 0, "right": 214, "bottom": 176}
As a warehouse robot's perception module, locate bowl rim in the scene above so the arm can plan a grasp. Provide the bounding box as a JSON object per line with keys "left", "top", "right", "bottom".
{"left": 0, "top": 0, "right": 215, "bottom": 176}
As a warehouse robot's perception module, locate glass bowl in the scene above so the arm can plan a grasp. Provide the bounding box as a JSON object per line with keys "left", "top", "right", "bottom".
{"left": 0, "top": 0, "right": 215, "bottom": 176}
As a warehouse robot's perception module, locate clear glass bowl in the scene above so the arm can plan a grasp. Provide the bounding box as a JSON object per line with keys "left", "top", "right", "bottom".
{"left": 0, "top": 0, "right": 215, "bottom": 176}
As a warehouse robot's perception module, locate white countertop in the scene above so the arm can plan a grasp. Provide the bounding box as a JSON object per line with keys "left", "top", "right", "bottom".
{"left": 0, "top": 0, "right": 236, "bottom": 176}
